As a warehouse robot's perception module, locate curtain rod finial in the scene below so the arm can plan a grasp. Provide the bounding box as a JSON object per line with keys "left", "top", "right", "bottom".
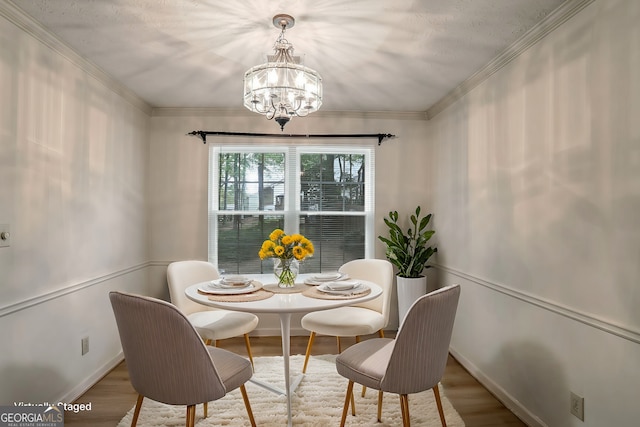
{"left": 188, "top": 130, "right": 207, "bottom": 144}
{"left": 378, "top": 133, "right": 396, "bottom": 145}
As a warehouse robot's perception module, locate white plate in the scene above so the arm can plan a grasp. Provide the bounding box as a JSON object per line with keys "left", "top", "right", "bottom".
{"left": 317, "top": 282, "right": 367, "bottom": 295}
{"left": 199, "top": 282, "right": 258, "bottom": 295}
{"left": 304, "top": 273, "right": 349, "bottom": 286}
{"left": 210, "top": 279, "right": 253, "bottom": 289}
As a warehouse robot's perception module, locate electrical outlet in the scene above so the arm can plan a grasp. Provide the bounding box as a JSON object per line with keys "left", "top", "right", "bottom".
{"left": 570, "top": 392, "right": 584, "bottom": 421}
{"left": 81, "top": 336, "right": 90, "bottom": 355}
{"left": 0, "top": 224, "right": 10, "bottom": 248}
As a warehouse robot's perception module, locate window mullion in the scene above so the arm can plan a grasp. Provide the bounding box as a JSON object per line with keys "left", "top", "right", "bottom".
{"left": 284, "top": 146, "right": 299, "bottom": 234}
{"left": 208, "top": 146, "right": 221, "bottom": 266}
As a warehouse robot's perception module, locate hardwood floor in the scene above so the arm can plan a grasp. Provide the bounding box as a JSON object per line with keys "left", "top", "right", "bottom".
{"left": 65, "top": 335, "right": 526, "bottom": 426}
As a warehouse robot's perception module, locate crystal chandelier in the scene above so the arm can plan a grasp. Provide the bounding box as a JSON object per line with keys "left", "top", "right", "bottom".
{"left": 243, "top": 14, "right": 323, "bottom": 130}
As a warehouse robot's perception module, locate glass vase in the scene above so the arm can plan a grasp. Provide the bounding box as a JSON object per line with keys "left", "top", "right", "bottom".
{"left": 274, "top": 258, "right": 299, "bottom": 288}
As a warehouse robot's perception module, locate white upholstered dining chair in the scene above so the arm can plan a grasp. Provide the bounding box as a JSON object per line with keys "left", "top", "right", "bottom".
{"left": 335, "top": 284, "right": 461, "bottom": 427}
{"left": 166, "top": 260, "right": 258, "bottom": 368}
{"left": 300, "top": 258, "right": 394, "bottom": 373}
{"left": 109, "top": 291, "right": 256, "bottom": 427}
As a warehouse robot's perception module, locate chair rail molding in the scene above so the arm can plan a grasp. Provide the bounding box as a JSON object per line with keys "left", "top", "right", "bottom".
{"left": 0, "top": 262, "right": 150, "bottom": 318}
{"left": 435, "top": 264, "right": 640, "bottom": 345}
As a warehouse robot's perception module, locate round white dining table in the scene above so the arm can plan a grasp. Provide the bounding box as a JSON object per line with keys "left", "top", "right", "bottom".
{"left": 185, "top": 273, "right": 382, "bottom": 427}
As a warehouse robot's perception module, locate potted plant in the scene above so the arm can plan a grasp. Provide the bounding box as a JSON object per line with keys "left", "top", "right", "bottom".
{"left": 378, "top": 206, "right": 437, "bottom": 322}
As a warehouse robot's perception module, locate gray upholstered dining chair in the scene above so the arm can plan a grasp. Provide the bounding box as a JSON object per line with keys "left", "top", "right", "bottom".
{"left": 167, "top": 260, "right": 258, "bottom": 368}
{"left": 335, "top": 284, "right": 461, "bottom": 427}
{"left": 109, "top": 291, "right": 256, "bottom": 427}
{"left": 300, "top": 258, "right": 394, "bottom": 374}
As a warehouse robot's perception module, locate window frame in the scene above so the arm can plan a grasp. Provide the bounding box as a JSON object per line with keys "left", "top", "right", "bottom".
{"left": 208, "top": 142, "right": 375, "bottom": 272}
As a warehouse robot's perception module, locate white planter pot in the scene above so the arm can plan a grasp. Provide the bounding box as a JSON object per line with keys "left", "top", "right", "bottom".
{"left": 396, "top": 276, "right": 427, "bottom": 324}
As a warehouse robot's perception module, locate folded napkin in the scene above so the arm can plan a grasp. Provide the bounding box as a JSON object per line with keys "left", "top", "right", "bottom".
{"left": 324, "top": 280, "right": 360, "bottom": 291}
{"left": 312, "top": 272, "right": 343, "bottom": 281}
{"left": 220, "top": 275, "right": 252, "bottom": 287}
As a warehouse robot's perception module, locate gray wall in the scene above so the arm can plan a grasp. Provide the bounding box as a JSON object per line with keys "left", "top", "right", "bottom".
{"left": 0, "top": 4, "right": 152, "bottom": 403}
{"left": 430, "top": 1, "right": 639, "bottom": 426}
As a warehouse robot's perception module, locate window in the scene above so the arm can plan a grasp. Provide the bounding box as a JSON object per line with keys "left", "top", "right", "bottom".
{"left": 208, "top": 144, "right": 375, "bottom": 274}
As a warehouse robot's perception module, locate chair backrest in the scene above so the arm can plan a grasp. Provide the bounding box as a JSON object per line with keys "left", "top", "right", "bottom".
{"left": 338, "top": 259, "right": 394, "bottom": 326}
{"left": 380, "top": 284, "right": 460, "bottom": 394}
{"left": 167, "top": 260, "right": 220, "bottom": 315}
{"left": 109, "top": 291, "right": 227, "bottom": 405}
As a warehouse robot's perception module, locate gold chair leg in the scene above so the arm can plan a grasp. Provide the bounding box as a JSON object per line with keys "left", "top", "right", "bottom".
{"left": 204, "top": 338, "right": 213, "bottom": 346}
{"left": 240, "top": 384, "right": 257, "bottom": 427}
{"left": 377, "top": 390, "right": 384, "bottom": 422}
{"left": 433, "top": 384, "right": 447, "bottom": 427}
{"left": 203, "top": 402, "right": 208, "bottom": 418}
{"left": 337, "top": 336, "right": 342, "bottom": 353}
{"left": 186, "top": 404, "right": 196, "bottom": 427}
{"left": 340, "top": 381, "right": 355, "bottom": 427}
{"left": 379, "top": 329, "right": 385, "bottom": 338}
{"left": 400, "top": 394, "right": 410, "bottom": 427}
{"left": 244, "top": 333, "right": 255, "bottom": 371}
{"left": 130, "top": 394, "right": 144, "bottom": 427}
{"left": 302, "top": 332, "right": 316, "bottom": 373}
{"left": 350, "top": 391, "right": 356, "bottom": 416}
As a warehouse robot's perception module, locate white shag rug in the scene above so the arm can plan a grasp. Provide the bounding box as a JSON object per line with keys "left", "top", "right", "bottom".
{"left": 118, "top": 354, "right": 465, "bottom": 426}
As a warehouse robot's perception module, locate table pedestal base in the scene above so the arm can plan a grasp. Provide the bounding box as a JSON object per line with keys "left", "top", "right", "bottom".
{"left": 249, "top": 373, "right": 304, "bottom": 396}
{"left": 247, "top": 313, "right": 297, "bottom": 426}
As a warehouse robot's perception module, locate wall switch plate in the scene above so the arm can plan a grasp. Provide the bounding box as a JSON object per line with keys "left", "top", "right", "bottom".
{"left": 570, "top": 392, "right": 584, "bottom": 421}
{"left": 0, "top": 224, "right": 9, "bottom": 248}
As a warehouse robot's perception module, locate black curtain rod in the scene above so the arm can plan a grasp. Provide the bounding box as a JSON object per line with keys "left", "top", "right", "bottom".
{"left": 187, "top": 130, "right": 396, "bottom": 146}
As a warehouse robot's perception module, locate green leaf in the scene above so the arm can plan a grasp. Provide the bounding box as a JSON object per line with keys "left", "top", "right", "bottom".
{"left": 418, "top": 214, "right": 432, "bottom": 232}
{"left": 421, "top": 230, "right": 435, "bottom": 241}
{"left": 410, "top": 214, "right": 418, "bottom": 228}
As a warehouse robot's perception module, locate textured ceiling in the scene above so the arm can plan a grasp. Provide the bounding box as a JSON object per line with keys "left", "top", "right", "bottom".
{"left": 13, "top": 0, "right": 566, "bottom": 112}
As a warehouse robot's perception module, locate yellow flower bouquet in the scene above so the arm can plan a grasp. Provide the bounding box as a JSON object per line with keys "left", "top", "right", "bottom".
{"left": 259, "top": 229, "right": 314, "bottom": 287}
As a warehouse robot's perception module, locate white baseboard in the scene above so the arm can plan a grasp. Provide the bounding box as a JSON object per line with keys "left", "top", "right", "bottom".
{"left": 58, "top": 352, "right": 124, "bottom": 403}
{"left": 449, "top": 347, "right": 547, "bottom": 427}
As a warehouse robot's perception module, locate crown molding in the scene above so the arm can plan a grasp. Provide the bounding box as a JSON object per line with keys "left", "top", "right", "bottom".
{"left": 425, "top": 0, "right": 596, "bottom": 120}
{"left": 1, "top": 1, "right": 153, "bottom": 116}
